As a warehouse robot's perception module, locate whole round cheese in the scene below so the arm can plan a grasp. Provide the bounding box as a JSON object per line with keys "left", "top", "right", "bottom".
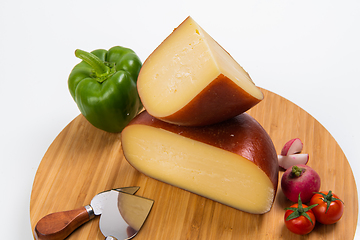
{"left": 121, "top": 111, "right": 278, "bottom": 214}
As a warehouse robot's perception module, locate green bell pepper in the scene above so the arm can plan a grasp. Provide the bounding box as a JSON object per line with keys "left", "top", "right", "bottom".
{"left": 68, "top": 46, "right": 143, "bottom": 133}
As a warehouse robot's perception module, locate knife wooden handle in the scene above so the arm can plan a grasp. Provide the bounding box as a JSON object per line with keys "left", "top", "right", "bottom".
{"left": 34, "top": 206, "right": 93, "bottom": 240}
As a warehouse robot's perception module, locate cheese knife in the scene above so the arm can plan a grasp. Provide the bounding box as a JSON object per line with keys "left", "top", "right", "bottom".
{"left": 34, "top": 186, "right": 154, "bottom": 240}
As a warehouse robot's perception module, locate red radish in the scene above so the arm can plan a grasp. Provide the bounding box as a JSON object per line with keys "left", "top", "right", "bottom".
{"left": 281, "top": 164, "right": 321, "bottom": 203}
{"left": 278, "top": 154, "right": 309, "bottom": 170}
{"left": 280, "top": 138, "right": 303, "bottom": 156}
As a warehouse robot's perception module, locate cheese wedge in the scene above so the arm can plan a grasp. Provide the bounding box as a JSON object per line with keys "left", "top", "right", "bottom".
{"left": 121, "top": 111, "right": 278, "bottom": 214}
{"left": 137, "top": 16, "right": 263, "bottom": 126}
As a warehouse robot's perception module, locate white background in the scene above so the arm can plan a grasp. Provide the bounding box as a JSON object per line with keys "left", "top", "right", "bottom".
{"left": 1, "top": 0, "right": 359, "bottom": 239}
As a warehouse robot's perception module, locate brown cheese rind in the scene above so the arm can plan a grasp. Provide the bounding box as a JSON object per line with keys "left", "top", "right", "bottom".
{"left": 160, "top": 75, "right": 263, "bottom": 126}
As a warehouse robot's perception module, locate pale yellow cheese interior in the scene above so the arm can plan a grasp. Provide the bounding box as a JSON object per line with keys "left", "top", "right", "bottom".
{"left": 122, "top": 124, "right": 275, "bottom": 214}
{"left": 137, "top": 17, "right": 263, "bottom": 117}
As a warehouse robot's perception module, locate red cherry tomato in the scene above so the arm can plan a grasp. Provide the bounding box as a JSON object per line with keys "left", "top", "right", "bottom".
{"left": 310, "top": 191, "right": 344, "bottom": 224}
{"left": 284, "top": 203, "right": 316, "bottom": 235}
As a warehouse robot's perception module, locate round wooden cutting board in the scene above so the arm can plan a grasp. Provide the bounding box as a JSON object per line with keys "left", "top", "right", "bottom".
{"left": 30, "top": 89, "right": 358, "bottom": 239}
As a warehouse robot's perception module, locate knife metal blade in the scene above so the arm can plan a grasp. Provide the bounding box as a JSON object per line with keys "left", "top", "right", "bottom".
{"left": 34, "top": 186, "right": 153, "bottom": 240}
{"left": 90, "top": 187, "right": 140, "bottom": 216}
{"left": 96, "top": 190, "right": 154, "bottom": 239}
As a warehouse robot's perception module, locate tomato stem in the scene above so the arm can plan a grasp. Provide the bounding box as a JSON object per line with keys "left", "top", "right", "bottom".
{"left": 313, "top": 191, "right": 344, "bottom": 213}
{"left": 285, "top": 194, "right": 318, "bottom": 224}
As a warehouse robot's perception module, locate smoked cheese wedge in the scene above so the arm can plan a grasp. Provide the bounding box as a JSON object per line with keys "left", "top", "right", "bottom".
{"left": 137, "top": 16, "right": 263, "bottom": 126}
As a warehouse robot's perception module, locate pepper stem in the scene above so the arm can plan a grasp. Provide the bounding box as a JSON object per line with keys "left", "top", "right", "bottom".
{"left": 75, "top": 49, "right": 112, "bottom": 82}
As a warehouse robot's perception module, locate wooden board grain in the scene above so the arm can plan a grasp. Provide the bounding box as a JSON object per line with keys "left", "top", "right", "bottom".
{"left": 30, "top": 89, "right": 358, "bottom": 239}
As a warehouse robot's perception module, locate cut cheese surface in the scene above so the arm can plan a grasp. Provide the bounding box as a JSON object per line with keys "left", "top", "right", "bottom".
{"left": 122, "top": 125, "right": 274, "bottom": 214}
{"left": 121, "top": 111, "right": 279, "bottom": 214}
{"left": 137, "top": 16, "right": 263, "bottom": 126}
